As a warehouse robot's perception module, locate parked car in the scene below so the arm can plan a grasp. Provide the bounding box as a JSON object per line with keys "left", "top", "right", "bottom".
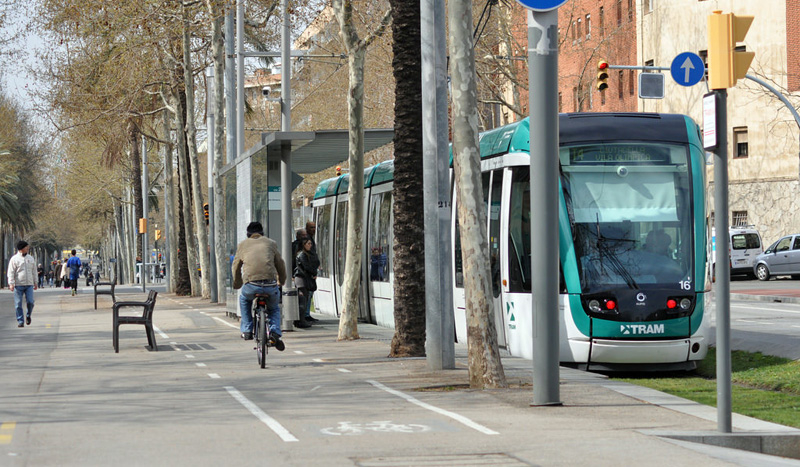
{"left": 754, "top": 234, "right": 800, "bottom": 281}
{"left": 711, "top": 226, "right": 763, "bottom": 279}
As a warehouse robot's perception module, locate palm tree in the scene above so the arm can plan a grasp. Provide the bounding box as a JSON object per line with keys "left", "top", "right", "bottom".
{"left": 389, "top": 0, "right": 426, "bottom": 357}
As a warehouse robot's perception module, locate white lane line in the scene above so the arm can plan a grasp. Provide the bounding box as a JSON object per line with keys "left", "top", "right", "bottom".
{"left": 196, "top": 363, "right": 207, "bottom": 368}
{"left": 224, "top": 386, "right": 299, "bottom": 442}
{"left": 737, "top": 319, "right": 773, "bottom": 325}
{"left": 170, "top": 341, "right": 182, "bottom": 352}
{"left": 367, "top": 380, "right": 499, "bottom": 436}
{"left": 153, "top": 325, "right": 169, "bottom": 339}
{"left": 337, "top": 368, "right": 351, "bottom": 373}
{"left": 208, "top": 373, "right": 221, "bottom": 379}
{"left": 186, "top": 355, "right": 196, "bottom": 359}
{"left": 732, "top": 304, "right": 800, "bottom": 314}
{"left": 213, "top": 317, "right": 239, "bottom": 329}
{"left": 293, "top": 350, "right": 306, "bottom": 354}
{"left": 310, "top": 385, "right": 322, "bottom": 392}
{"left": 312, "top": 358, "right": 324, "bottom": 363}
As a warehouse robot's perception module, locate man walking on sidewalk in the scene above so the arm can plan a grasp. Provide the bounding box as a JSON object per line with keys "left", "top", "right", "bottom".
{"left": 66, "top": 250, "right": 82, "bottom": 296}
{"left": 7, "top": 240, "right": 38, "bottom": 327}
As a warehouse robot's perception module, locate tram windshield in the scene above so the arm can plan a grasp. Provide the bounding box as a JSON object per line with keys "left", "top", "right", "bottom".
{"left": 560, "top": 142, "right": 693, "bottom": 294}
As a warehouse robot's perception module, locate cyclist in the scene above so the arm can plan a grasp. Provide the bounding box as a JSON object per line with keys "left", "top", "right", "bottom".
{"left": 232, "top": 221, "right": 287, "bottom": 351}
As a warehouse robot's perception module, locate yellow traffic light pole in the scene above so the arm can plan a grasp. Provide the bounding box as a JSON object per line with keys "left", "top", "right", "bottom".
{"left": 707, "top": 10, "right": 754, "bottom": 434}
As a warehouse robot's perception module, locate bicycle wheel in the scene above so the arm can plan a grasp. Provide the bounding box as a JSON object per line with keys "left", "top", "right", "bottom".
{"left": 257, "top": 307, "right": 268, "bottom": 368}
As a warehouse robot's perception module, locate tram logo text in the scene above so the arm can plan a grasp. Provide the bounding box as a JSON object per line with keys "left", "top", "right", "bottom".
{"left": 620, "top": 324, "right": 664, "bottom": 335}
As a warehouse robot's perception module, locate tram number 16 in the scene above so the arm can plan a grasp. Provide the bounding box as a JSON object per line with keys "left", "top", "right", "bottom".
{"left": 678, "top": 279, "right": 692, "bottom": 291}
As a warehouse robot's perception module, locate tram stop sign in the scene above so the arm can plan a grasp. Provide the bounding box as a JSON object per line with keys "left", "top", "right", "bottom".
{"left": 515, "top": 0, "right": 568, "bottom": 11}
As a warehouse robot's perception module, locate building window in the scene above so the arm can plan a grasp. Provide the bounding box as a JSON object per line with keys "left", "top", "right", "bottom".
{"left": 698, "top": 49, "right": 709, "bottom": 81}
{"left": 643, "top": 0, "right": 653, "bottom": 14}
{"left": 618, "top": 70, "right": 624, "bottom": 99}
{"left": 572, "top": 21, "right": 577, "bottom": 43}
{"left": 629, "top": 70, "right": 635, "bottom": 95}
{"left": 732, "top": 211, "right": 748, "bottom": 227}
{"left": 558, "top": 92, "right": 563, "bottom": 112}
{"left": 733, "top": 127, "right": 748, "bottom": 158}
{"left": 585, "top": 14, "right": 591, "bottom": 39}
{"left": 577, "top": 19, "right": 582, "bottom": 42}
{"left": 617, "top": 0, "right": 622, "bottom": 26}
{"left": 599, "top": 7, "right": 605, "bottom": 37}
{"left": 628, "top": 0, "right": 634, "bottom": 22}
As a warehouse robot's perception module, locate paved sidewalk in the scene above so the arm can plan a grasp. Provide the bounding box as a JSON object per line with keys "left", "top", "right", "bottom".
{"left": 1, "top": 285, "right": 798, "bottom": 466}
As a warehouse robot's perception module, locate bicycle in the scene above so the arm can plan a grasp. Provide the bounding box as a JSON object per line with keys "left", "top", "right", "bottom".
{"left": 252, "top": 293, "right": 272, "bottom": 368}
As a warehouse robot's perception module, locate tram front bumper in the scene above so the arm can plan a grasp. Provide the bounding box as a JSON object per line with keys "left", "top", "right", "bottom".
{"left": 589, "top": 337, "right": 706, "bottom": 364}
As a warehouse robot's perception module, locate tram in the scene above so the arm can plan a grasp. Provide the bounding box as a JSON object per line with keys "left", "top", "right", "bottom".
{"left": 311, "top": 113, "right": 711, "bottom": 371}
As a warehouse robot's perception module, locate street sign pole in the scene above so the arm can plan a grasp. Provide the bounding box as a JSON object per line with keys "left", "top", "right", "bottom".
{"left": 527, "top": 7, "right": 561, "bottom": 407}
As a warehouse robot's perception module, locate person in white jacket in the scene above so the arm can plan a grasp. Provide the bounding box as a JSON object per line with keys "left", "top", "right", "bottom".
{"left": 7, "top": 240, "right": 38, "bottom": 327}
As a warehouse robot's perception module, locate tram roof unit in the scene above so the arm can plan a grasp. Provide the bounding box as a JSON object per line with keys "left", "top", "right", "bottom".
{"left": 313, "top": 160, "right": 394, "bottom": 200}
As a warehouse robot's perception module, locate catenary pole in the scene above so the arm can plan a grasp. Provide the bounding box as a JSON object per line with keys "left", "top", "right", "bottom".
{"left": 528, "top": 9, "right": 561, "bottom": 406}
{"left": 142, "top": 136, "right": 148, "bottom": 293}
{"left": 421, "top": 0, "right": 455, "bottom": 370}
{"left": 207, "top": 66, "right": 218, "bottom": 303}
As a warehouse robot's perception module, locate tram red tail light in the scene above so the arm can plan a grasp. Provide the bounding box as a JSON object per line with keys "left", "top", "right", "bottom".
{"left": 588, "top": 298, "right": 617, "bottom": 313}
{"left": 666, "top": 299, "right": 678, "bottom": 309}
{"left": 605, "top": 300, "right": 616, "bottom": 310}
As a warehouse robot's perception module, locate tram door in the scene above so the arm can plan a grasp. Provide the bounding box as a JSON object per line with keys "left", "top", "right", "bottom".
{"left": 332, "top": 198, "right": 348, "bottom": 315}
{"left": 486, "top": 170, "right": 507, "bottom": 348}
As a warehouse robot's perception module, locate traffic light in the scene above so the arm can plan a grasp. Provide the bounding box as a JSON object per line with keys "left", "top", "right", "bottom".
{"left": 138, "top": 218, "right": 147, "bottom": 234}
{"left": 335, "top": 166, "right": 342, "bottom": 176}
{"left": 596, "top": 60, "right": 609, "bottom": 91}
{"left": 155, "top": 229, "right": 162, "bottom": 241}
{"left": 707, "top": 11, "right": 754, "bottom": 89}
{"left": 203, "top": 202, "right": 209, "bottom": 224}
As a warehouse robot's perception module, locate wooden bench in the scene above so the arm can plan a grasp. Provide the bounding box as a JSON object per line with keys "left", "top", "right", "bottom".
{"left": 113, "top": 290, "right": 158, "bottom": 353}
{"left": 94, "top": 280, "right": 117, "bottom": 309}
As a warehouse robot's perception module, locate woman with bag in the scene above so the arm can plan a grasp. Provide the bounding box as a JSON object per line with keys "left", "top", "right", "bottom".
{"left": 293, "top": 238, "right": 319, "bottom": 329}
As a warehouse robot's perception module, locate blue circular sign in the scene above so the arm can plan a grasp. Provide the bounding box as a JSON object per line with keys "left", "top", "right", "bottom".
{"left": 670, "top": 52, "right": 705, "bottom": 87}
{"left": 515, "top": 0, "right": 568, "bottom": 11}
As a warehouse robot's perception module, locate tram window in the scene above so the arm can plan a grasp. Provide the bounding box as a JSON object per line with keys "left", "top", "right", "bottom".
{"left": 335, "top": 200, "right": 348, "bottom": 286}
{"left": 316, "top": 205, "right": 332, "bottom": 278}
{"left": 368, "top": 192, "right": 392, "bottom": 282}
{"left": 508, "top": 167, "right": 531, "bottom": 293}
{"left": 454, "top": 208, "right": 463, "bottom": 288}
{"left": 489, "top": 170, "right": 503, "bottom": 298}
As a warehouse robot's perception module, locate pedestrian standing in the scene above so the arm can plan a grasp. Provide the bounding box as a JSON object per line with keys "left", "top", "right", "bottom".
{"left": 66, "top": 250, "right": 82, "bottom": 296}
{"left": 7, "top": 240, "right": 38, "bottom": 327}
{"left": 60, "top": 258, "right": 69, "bottom": 289}
{"left": 54, "top": 260, "right": 63, "bottom": 288}
{"left": 37, "top": 263, "right": 44, "bottom": 288}
{"left": 303, "top": 221, "right": 319, "bottom": 323}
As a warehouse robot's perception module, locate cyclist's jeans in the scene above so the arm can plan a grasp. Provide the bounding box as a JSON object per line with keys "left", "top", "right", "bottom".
{"left": 239, "top": 282, "right": 281, "bottom": 336}
{"left": 14, "top": 285, "right": 34, "bottom": 324}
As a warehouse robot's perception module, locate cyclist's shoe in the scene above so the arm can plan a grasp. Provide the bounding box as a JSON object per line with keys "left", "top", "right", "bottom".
{"left": 26, "top": 316, "right": 31, "bottom": 325}
{"left": 269, "top": 332, "right": 285, "bottom": 351}
{"left": 241, "top": 332, "right": 253, "bottom": 340}
{"left": 306, "top": 316, "right": 319, "bottom": 323}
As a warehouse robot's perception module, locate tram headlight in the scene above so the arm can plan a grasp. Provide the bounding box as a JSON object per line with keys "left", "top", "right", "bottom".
{"left": 588, "top": 299, "right": 602, "bottom": 313}
{"left": 680, "top": 298, "right": 692, "bottom": 310}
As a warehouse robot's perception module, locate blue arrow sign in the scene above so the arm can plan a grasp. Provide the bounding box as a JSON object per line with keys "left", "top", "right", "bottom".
{"left": 515, "top": 0, "right": 568, "bottom": 11}
{"left": 670, "top": 52, "right": 705, "bottom": 87}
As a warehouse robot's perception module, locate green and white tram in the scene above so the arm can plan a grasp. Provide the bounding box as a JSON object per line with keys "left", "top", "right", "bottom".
{"left": 311, "top": 113, "right": 710, "bottom": 370}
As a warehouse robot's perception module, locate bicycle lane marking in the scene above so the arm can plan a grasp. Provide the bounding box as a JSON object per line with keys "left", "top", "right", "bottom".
{"left": 224, "top": 386, "right": 299, "bottom": 442}
{"left": 0, "top": 422, "right": 15, "bottom": 444}
{"left": 366, "top": 380, "right": 499, "bottom": 435}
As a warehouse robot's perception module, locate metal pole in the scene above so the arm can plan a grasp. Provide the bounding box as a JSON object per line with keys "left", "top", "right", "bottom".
{"left": 528, "top": 9, "right": 561, "bottom": 406}
{"left": 163, "top": 110, "right": 172, "bottom": 292}
{"left": 280, "top": 0, "right": 298, "bottom": 330}
{"left": 142, "top": 136, "right": 148, "bottom": 293}
{"left": 236, "top": 0, "right": 245, "bottom": 163}
{"left": 207, "top": 66, "right": 219, "bottom": 303}
{"left": 422, "top": 0, "right": 454, "bottom": 370}
{"left": 714, "top": 89, "right": 732, "bottom": 433}
{"left": 225, "top": 7, "right": 236, "bottom": 165}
